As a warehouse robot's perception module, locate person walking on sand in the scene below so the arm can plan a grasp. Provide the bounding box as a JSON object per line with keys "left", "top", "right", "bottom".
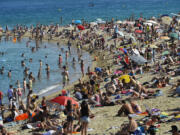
{"left": 80, "top": 60, "right": 85, "bottom": 77}
{"left": 62, "top": 66, "right": 69, "bottom": 87}
{"left": 80, "top": 101, "right": 93, "bottom": 135}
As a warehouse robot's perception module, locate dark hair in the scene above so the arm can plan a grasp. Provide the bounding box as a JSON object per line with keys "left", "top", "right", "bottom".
{"left": 80, "top": 101, "right": 89, "bottom": 117}
{"left": 66, "top": 100, "right": 72, "bottom": 112}
{"left": 171, "top": 125, "right": 178, "bottom": 132}
{"left": 122, "top": 100, "right": 126, "bottom": 104}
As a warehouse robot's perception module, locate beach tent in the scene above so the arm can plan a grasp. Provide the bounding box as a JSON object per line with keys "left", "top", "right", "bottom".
{"left": 74, "top": 20, "right": 82, "bottom": 24}
{"left": 50, "top": 96, "right": 79, "bottom": 107}
{"left": 77, "top": 25, "right": 85, "bottom": 30}
{"left": 161, "top": 16, "right": 172, "bottom": 25}
{"left": 129, "top": 54, "right": 147, "bottom": 65}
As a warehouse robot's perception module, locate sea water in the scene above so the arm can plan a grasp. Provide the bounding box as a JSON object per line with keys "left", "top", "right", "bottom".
{"left": 0, "top": 37, "right": 92, "bottom": 102}
{"left": 0, "top": 0, "right": 180, "bottom": 28}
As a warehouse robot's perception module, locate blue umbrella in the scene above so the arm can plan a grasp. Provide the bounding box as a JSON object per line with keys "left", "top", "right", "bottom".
{"left": 161, "top": 14, "right": 169, "bottom": 17}
{"left": 178, "top": 53, "right": 180, "bottom": 56}
{"left": 74, "top": 20, "right": 82, "bottom": 24}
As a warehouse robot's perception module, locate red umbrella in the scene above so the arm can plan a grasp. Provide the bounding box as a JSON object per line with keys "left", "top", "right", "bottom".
{"left": 135, "top": 29, "right": 143, "bottom": 34}
{"left": 77, "top": 25, "right": 85, "bottom": 30}
{"left": 50, "top": 96, "right": 79, "bottom": 107}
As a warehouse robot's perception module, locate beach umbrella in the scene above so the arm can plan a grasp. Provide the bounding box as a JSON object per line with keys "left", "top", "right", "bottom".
{"left": 145, "top": 44, "right": 158, "bottom": 49}
{"left": 144, "top": 22, "right": 152, "bottom": 26}
{"left": 129, "top": 54, "right": 147, "bottom": 65}
{"left": 146, "top": 20, "right": 158, "bottom": 25}
{"left": 116, "top": 20, "right": 122, "bottom": 24}
{"left": 77, "top": 25, "right": 85, "bottom": 30}
{"left": 169, "top": 33, "right": 178, "bottom": 39}
{"left": 50, "top": 96, "right": 79, "bottom": 107}
{"left": 74, "top": 20, "right": 82, "bottom": 24}
{"left": 96, "top": 18, "right": 106, "bottom": 24}
{"left": 161, "top": 14, "right": 169, "bottom": 17}
{"left": 90, "top": 22, "right": 97, "bottom": 26}
{"left": 119, "top": 75, "right": 130, "bottom": 83}
{"left": 161, "top": 16, "right": 172, "bottom": 25}
{"left": 160, "top": 36, "right": 170, "bottom": 40}
{"left": 162, "top": 51, "right": 170, "bottom": 56}
{"left": 135, "top": 29, "right": 143, "bottom": 34}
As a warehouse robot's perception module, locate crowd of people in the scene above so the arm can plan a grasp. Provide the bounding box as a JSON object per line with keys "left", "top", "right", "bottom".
{"left": 0, "top": 13, "right": 180, "bottom": 135}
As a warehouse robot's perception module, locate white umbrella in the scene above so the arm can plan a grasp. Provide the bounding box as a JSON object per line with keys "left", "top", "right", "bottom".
{"left": 90, "top": 22, "right": 98, "bottom": 26}
{"left": 116, "top": 20, "right": 122, "bottom": 24}
{"left": 144, "top": 22, "right": 152, "bottom": 26}
{"left": 146, "top": 20, "right": 158, "bottom": 25}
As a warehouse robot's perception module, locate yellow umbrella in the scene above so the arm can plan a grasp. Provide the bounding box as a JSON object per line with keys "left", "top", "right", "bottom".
{"left": 119, "top": 75, "right": 130, "bottom": 83}
{"left": 145, "top": 44, "right": 158, "bottom": 48}
{"left": 160, "top": 36, "right": 170, "bottom": 40}
{"left": 161, "top": 16, "right": 172, "bottom": 25}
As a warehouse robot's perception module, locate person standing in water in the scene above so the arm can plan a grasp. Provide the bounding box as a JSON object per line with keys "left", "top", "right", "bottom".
{"left": 23, "top": 78, "right": 26, "bottom": 94}
{"left": 45, "top": 64, "right": 50, "bottom": 78}
{"left": 59, "top": 54, "right": 63, "bottom": 65}
{"left": 8, "top": 70, "right": 11, "bottom": 78}
{"left": 62, "top": 66, "right": 69, "bottom": 87}
{"left": 80, "top": 60, "right": 85, "bottom": 77}
{"left": 39, "top": 60, "right": 43, "bottom": 68}
{"left": 68, "top": 40, "right": 71, "bottom": 54}
{"left": 65, "top": 51, "right": 69, "bottom": 62}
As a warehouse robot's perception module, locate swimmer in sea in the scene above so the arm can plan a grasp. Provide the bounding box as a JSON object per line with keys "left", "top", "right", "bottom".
{"left": 21, "top": 53, "right": 25, "bottom": 57}
{"left": 24, "top": 67, "right": 29, "bottom": 77}
{"left": 0, "top": 66, "right": 4, "bottom": 74}
{"left": 61, "top": 48, "right": 64, "bottom": 52}
{"left": 8, "top": 70, "right": 11, "bottom": 78}
{"left": 29, "top": 58, "right": 32, "bottom": 63}
{"left": 21, "top": 60, "right": 25, "bottom": 67}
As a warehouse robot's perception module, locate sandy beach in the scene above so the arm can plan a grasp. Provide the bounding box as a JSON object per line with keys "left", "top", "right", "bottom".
{"left": 0, "top": 15, "right": 180, "bottom": 135}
